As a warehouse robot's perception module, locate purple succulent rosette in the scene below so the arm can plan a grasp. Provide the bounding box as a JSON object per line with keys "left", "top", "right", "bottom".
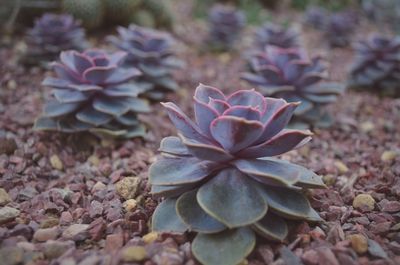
{"left": 24, "top": 13, "right": 87, "bottom": 64}
{"left": 242, "top": 46, "right": 344, "bottom": 128}
{"left": 149, "top": 84, "right": 326, "bottom": 265}
{"left": 325, "top": 11, "right": 357, "bottom": 48}
{"left": 207, "top": 4, "right": 246, "bottom": 51}
{"left": 34, "top": 49, "right": 151, "bottom": 138}
{"left": 348, "top": 35, "right": 400, "bottom": 97}
{"left": 108, "top": 25, "right": 183, "bottom": 101}
{"left": 255, "top": 22, "right": 299, "bottom": 50}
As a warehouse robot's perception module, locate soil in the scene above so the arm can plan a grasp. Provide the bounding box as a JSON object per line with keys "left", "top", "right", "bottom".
{"left": 0, "top": 1, "right": 399, "bottom": 265}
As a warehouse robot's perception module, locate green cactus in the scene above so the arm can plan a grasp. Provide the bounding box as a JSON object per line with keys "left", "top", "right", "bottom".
{"left": 103, "top": 0, "right": 142, "bottom": 24}
{"left": 129, "top": 9, "right": 156, "bottom": 28}
{"left": 141, "top": 0, "right": 173, "bottom": 29}
{"left": 62, "top": 0, "right": 104, "bottom": 30}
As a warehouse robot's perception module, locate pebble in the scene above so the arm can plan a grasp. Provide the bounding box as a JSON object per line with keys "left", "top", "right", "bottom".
{"left": 33, "top": 226, "right": 60, "bottom": 242}
{"left": 50, "top": 154, "right": 63, "bottom": 170}
{"left": 92, "top": 181, "right": 107, "bottom": 191}
{"left": 40, "top": 217, "right": 59, "bottom": 228}
{"left": 347, "top": 234, "right": 368, "bottom": 254}
{"left": 121, "top": 246, "right": 147, "bottom": 262}
{"left": 143, "top": 232, "right": 158, "bottom": 244}
{"left": 87, "top": 155, "right": 100, "bottom": 166}
{"left": 60, "top": 211, "right": 73, "bottom": 225}
{"left": 359, "top": 121, "right": 374, "bottom": 133}
{"left": 0, "top": 188, "right": 11, "bottom": 206}
{"left": 0, "top": 137, "right": 17, "bottom": 155}
{"left": 105, "top": 234, "right": 124, "bottom": 252}
{"left": 115, "top": 177, "right": 141, "bottom": 200}
{"left": 334, "top": 161, "right": 349, "bottom": 174}
{"left": 62, "top": 224, "right": 89, "bottom": 241}
{"left": 381, "top": 151, "right": 397, "bottom": 162}
{"left": 379, "top": 199, "right": 400, "bottom": 213}
{"left": 302, "top": 249, "right": 319, "bottom": 265}
{"left": 123, "top": 199, "right": 138, "bottom": 212}
{"left": 43, "top": 240, "right": 75, "bottom": 259}
{"left": 0, "top": 246, "right": 23, "bottom": 265}
{"left": 0, "top": 206, "right": 20, "bottom": 224}
{"left": 353, "top": 194, "right": 375, "bottom": 212}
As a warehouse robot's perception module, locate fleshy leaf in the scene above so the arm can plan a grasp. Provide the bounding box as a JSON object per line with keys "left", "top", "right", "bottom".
{"left": 53, "top": 89, "right": 89, "bottom": 103}
{"left": 159, "top": 136, "right": 191, "bottom": 156}
{"left": 43, "top": 101, "right": 80, "bottom": 117}
{"left": 194, "top": 98, "right": 219, "bottom": 137}
{"left": 151, "top": 184, "right": 197, "bottom": 198}
{"left": 260, "top": 186, "right": 322, "bottom": 221}
{"left": 76, "top": 106, "right": 113, "bottom": 126}
{"left": 210, "top": 116, "right": 264, "bottom": 153}
{"left": 197, "top": 168, "right": 267, "bottom": 228}
{"left": 192, "top": 227, "right": 256, "bottom": 265}
{"left": 93, "top": 97, "right": 130, "bottom": 116}
{"left": 194, "top": 83, "right": 225, "bottom": 103}
{"left": 252, "top": 212, "right": 288, "bottom": 242}
{"left": 223, "top": 106, "right": 261, "bottom": 121}
{"left": 227, "top": 89, "right": 266, "bottom": 111}
{"left": 151, "top": 198, "right": 187, "bottom": 233}
{"left": 232, "top": 159, "right": 299, "bottom": 186}
{"left": 176, "top": 190, "right": 226, "bottom": 233}
{"left": 149, "top": 157, "right": 216, "bottom": 185}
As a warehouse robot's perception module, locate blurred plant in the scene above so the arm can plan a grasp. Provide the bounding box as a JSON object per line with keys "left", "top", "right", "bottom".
{"left": 362, "top": 0, "right": 400, "bottom": 33}
{"left": 103, "top": 0, "right": 142, "bottom": 25}
{"left": 34, "top": 49, "right": 151, "bottom": 138}
{"left": 292, "top": 0, "right": 356, "bottom": 11}
{"left": 207, "top": 4, "right": 246, "bottom": 51}
{"left": 62, "top": 0, "right": 104, "bottom": 30}
{"left": 304, "top": 6, "right": 327, "bottom": 29}
{"left": 255, "top": 22, "right": 299, "bottom": 49}
{"left": 242, "top": 46, "right": 344, "bottom": 128}
{"left": 22, "top": 13, "right": 87, "bottom": 65}
{"left": 108, "top": 25, "right": 183, "bottom": 101}
{"left": 348, "top": 35, "right": 400, "bottom": 97}
{"left": 324, "top": 11, "right": 357, "bottom": 47}
{"left": 150, "top": 84, "right": 325, "bottom": 265}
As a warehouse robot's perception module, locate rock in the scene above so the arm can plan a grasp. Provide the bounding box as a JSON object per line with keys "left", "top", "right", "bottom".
{"left": 121, "top": 246, "right": 147, "bottom": 262}
{"left": 334, "top": 161, "right": 349, "bottom": 174}
{"left": 359, "top": 121, "right": 374, "bottom": 133}
{"left": 40, "top": 217, "right": 59, "bottom": 228}
{"left": 0, "top": 188, "right": 11, "bottom": 206}
{"left": 381, "top": 151, "right": 397, "bottom": 162}
{"left": 87, "top": 155, "right": 100, "bottom": 166}
{"left": 50, "top": 154, "right": 63, "bottom": 170}
{"left": 123, "top": 199, "right": 138, "bottom": 212}
{"left": 60, "top": 211, "right": 73, "bottom": 225}
{"left": 105, "top": 234, "right": 124, "bottom": 252}
{"left": 89, "top": 200, "right": 103, "bottom": 218}
{"left": 0, "top": 206, "right": 20, "bottom": 224}
{"left": 0, "top": 137, "right": 17, "bottom": 155}
{"left": 302, "top": 249, "right": 319, "bottom": 265}
{"left": 115, "top": 177, "right": 141, "bottom": 200}
{"left": 0, "top": 246, "right": 23, "bottom": 265}
{"left": 92, "top": 181, "right": 107, "bottom": 191}
{"left": 368, "top": 239, "right": 388, "bottom": 259}
{"left": 347, "top": 234, "right": 368, "bottom": 254}
{"left": 143, "top": 232, "right": 158, "bottom": 244}
{"left": 353, "top": 194, "right": 375, "bottom": 212}
{"left": 257, "top": 245, "right": 274, "bottom": 264}
{"left": 62, "top": 224, "right": 89, "bottom": 241}
{"left": 43, "top": 240, "right": 75, "bottom": 259}
{"left": 33, "top": 227, "right": 60, "bottom": 242}
{"left": 378, "top": 199, "right": 400, "bottom": 213}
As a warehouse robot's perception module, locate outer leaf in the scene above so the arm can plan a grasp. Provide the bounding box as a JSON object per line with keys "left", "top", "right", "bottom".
{"left": 260, "top": 186, "right": 322, "bottom": 221}
{"left": 232, "top": 159, "right": 299, "bottom": 186}
{"left": 76, "top": 106, "right": 113, "bottom": 126}
{"left": 151, "top": 198, "right": 187, "bottom": 233}
{"left": 179, "top": 134, "right": 234, "bottom": 162}
{"left": 176, "top": 190, "right": 226, "bottom": 233}
{"left": 151, "top": 184, "right": 197, "bottom": 198}
{"left": 252, "top": 212, "right": 288, "bottom": 242}
{"left": 93, "top": 97, "right": 130, "bottom": 116}
{"left": 83, "top": 66, "right": 114, "bottom": 84}
{"left": 159, "top": 136, "right": 191, "bottom": 156}
{"left": 53, "top": 89, "right": 89, "bottom": 103}
{"left": 149, "top": 157, "right": 216, "bottom": 185}
{"left": 43, "top": 101, "right": 80, "bottom": 117}
{"left": 197, "top": 168, "right": 267, "bottom": 228}
{"left": 34, "top": 117, "right": 58, "bottom": 131}
{"left": 194, "top": 83, "right": 225, "bottom": 103}
{"left": 210, "top": 116, "right": 264, "bottom": 153}
{"left": 192, "top": 227, "right": 256, "bottom": 265}
{"left": 238, "top": 129, "right": 313, "bottom": 158}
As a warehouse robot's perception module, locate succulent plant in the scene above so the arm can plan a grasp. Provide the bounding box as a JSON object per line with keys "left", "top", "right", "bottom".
{"left": 255, "top": 22, "right": 299, "bottom": 50}
{"left": 324, "top": 11, "right": 357, "bottom": 47}
{"left": 348, "top": 35, "right": 400, "bottom": 97}
{"left": 23, "top": 13, "right": 87, "bottom": 64}
{"left": 62, "top": 0, "right": 104, "bottom": 30}
{"left": 150, "top": 84, "right": 325, "bottom": 265}
{"left": 207, "top": 4, "right": 246, "bottom": 51}
{"left": 362, "top": 0, "right": 400, "bottom": 33}
{"left": 304, "top": 6, "right": 327, "bottom": 29}
{"left": 241, "top": 46, "right": 344, "bottom": 128}
{"left": 34, "top": 49, "right": 151, "bottom": 138}
{"left": 108, "top": 25, "right": 183, "bottom": 101}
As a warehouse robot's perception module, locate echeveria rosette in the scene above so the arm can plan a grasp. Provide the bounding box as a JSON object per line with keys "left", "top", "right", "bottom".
{"left": 108, "top": 25, "right": 184, "bottom": 101}
{"left": 24, "top": 13, "right": 87, "bottom": 65}
{"left": 207, "top": 4, "right": 246, "bottom": 51}
{"left": 149, "top": 84, "right": 326, "bottom": 265}
{"left": 241, "top": 46, "right": 345, "bottom": 128}
{"left": 325, "top": 12, "right": 357, "bottom": 48}
{"left": 255, "top": 23, "right": 299, "bottom": 50}
{"left": 348, "top": 35, "right": 400, "bottom": 97}
{"left": 34, "top": 49, "right": 151, "bottom": 138}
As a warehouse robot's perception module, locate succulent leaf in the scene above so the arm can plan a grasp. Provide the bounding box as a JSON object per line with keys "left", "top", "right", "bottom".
{"left": 192, "top": 227, "right": 256, "bottom": 265}
{"left": 151, "top": 198, "right": 188, "bottom": 233}
{"left": 252, "top": 212, "right": 288, "bottom": 242}
{"left": 197, "top": 168, "right": 268, "bottom": 228}
{"left": 159, "top": 136, "right": 191, "bottom": 157}
{"left": 176, "top": 190, "right": 226, "bottom": 234}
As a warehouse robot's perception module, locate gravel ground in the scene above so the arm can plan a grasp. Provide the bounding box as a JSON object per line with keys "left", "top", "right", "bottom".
{"left": 0, "top": 2, "right": 400, "bottom": 265}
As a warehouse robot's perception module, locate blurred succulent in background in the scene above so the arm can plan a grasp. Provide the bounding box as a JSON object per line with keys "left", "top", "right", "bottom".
{"left": 255, "top": 22, "right": 299, "bottom": 49}
{"left": 207, "top": 4, "right": 246, "bottom": 51}
{"left": 242, "top": 46, "right": 344, "bottom": 128}
{"left": 304, "top": 6, "right": 327, "bottom": 29}
{"left": 348, "top": 35, "right": 400, "bottom": 97}
{"left": 324, "top": 11, "right": 357, "bottom": 47}
{"left": 34, "top": 49, "right": 151, "bottom": 138}
{"left": 150, "top": 84, "right": 325, "bottom": 265}
{"left": 362, "top": 0, "right": 400, "bottom": 33}
{"left": 22, "top": 13, "right": 87, "bottom": 65}
{"left": 108, "top": 25, "right": 183, "bottom": 101}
